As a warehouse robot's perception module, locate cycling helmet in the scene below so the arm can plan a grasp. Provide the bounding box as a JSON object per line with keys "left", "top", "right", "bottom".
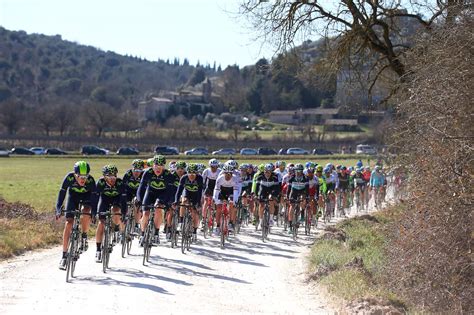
{"left": 264, "top": 163, "right": 273, "bottom": 172}
{"left": 132, "top": 159, "right": 145, "bottom": 170}
{"left": 280, "top": 161, "right": 286, "bottom": 167}
{"left": 102, "top": 164, "right": 118, "bottom": 176}
{"left": 356, "top": 160, "right": 363, "bottom": 168}
{"left": 146, "top": 158, "right": 154, "bottom": 167}
{"left": 295, "top": 163, "right": 304, "bottom": 172}
{"left": 74, "top": 161, "right": 90, "bottom": 175}
{"left": 222, "top": 164, "right": 233, "bottom": 173}
{"left": 365, "top": 166, "right": 371, "bottom": 171}
{"left": 153, "top": 155, "right": 166, "bottom": 166}
{"left": 225, "top": 159, "right": 238, "bottom": 170}
{"left": 323, "top": 166, "right": 331, "bottom": 174}
{"left": 351, "top": 171, "right": 356, "bottom": 176}
{"left": 316, "top": 165, "right": 323, "bottom": 172}
{"left": 336, "top": 164, "right": 342, "bottom": 171}
{"left": 305, "top": 161, "right": 315, "bottom": 169}
{"left": 187, "top": 163, "right": 198, "bottom": 173}
{"left": 341, "top": 166, "right": 347, "bottom": 171}
{"left": 168, "top": 161, "right": 177, "bottom": 171}
{"left": 218, "top": 162, "right": 224, "bottom": 169}
{"left": 176, "top": 161, "right": 187, "bottom": 169}
{"left": 267, "top": 162, "right": 275, "bottom": 171}
{"left": 288, "top": 166, "right": 295, "bottom": 174}
{"left": 258, "top": 164, "right": 265, "bottom": 172}
{"left": 239, "top": 164, "right": 248, "bottom": 171}
{"left": 348, "top": 166, "right": 354, "bottom": 172}
{"left": 356, "top": 168, "right": 362, "bottom": 173}
{"left": 375, "top": 165, "right": 381, "bottom": 172}
{"left": 209, "top": 158, "right": 219, "bottom": 167}
{"left": 197, "top": 163, "right": 206, "bottom": 173}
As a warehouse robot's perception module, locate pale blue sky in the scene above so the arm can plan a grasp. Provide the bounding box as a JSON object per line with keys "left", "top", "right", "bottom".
{"left": 0, "top": 0, "right": 277, "bottom": 67}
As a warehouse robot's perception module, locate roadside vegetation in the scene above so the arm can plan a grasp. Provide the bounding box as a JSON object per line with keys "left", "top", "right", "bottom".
{"left": 308, "top": 207, "right": 406, "bottom": 312}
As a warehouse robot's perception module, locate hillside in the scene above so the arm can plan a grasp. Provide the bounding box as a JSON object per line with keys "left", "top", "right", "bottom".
{"left": 0, "top": 27, "right": 219, "bottom": 108}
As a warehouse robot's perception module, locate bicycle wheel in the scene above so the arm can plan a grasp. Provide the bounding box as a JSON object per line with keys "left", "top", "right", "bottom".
{"left": 293, "top": 206, "right": 299, "bottom": 241}
{"left": 142, "top": 225, "right": 150, "bottom": 265}
{"left": 186, "top": 215, "right": 192, "bottom": 251}
{"left": 181, "top": 213, "right": 187, "bottom": 254}
{"left": 202, "top": 206, "right": 209, "bottom": 239}
{"left": 102, "top": 226, "right": 109, "bottom": 273}
{"left": 305, "top": 207, "right": 311, "bottom": 236}
{"left": 126, "top": 220, "right": 133, "bottom": 255}
{"left": 235, "top": 206, "right": 242, "bottom": 234}
{"left": 220, "top": 213, "right": 226, "bottom": 248}
{"left": 65, "top": 230, "right": 77, "bottom": 282}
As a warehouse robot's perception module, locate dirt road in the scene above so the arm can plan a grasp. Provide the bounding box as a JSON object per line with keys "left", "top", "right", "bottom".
{"left": 0, "top": 222, "right": 332, "bottom": 314}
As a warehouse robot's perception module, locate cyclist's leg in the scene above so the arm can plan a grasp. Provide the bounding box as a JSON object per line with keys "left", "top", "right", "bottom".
{"left": 62, "top": 193, "right": 78, "bottom": 254}
{"left": 95, "top": 197, "right": 109, "bottom": 253}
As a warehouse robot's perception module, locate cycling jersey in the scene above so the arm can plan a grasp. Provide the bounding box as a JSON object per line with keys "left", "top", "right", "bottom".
{"left": 213, "top": 174, "right": 240, "bottom": 205}
{"left": 137, "top": 168, "right": 175, "bottom": 207}
{"left": 275, "top": 168, "right": 288, "bottom": 183}
{"left": 287, "top": 175, "right": 309, "bottom": 201}
{"left": 56, "top": 172, "right": 97, "bottom": 218}
{"left": 174, "top": 174, "right": 204, "bottom": 207}
{"left": 95, "top": 177, "right": 127, "bottom": 218}
{"left": 306, "top": 174, "right": 320, "bottom": 199}
{"left": 122, "top": 169, "right": 143, "bottom": 201}
{"left": 354, "top": 174, "right": 367, "bottom": 187}
{"left": 202, "top": 168, "right": 221, "bottom": 196}
{"left": 370, "top": 171, "right": 385, "bottom": 187}
{"left": 254, "top": 172, "right": 281, "bottom": 200}
{"left": 240, "top": 173, "right": 253, "bottom": 195}
{"left": 168, "top": 172, "right": 181, "bottom": 201}
{"left": 337, "top": 173, "right": 350, "bottom": 191}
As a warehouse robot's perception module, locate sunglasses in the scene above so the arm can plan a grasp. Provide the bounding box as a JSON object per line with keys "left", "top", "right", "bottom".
{"left": 77, "top": 175, "right": 88, "bottom": 180}
{"left": 132, "top": 169, "right": 143, "bottom": 173}
{"left": 105, "top": 175, "right": 117, "bottom": 179}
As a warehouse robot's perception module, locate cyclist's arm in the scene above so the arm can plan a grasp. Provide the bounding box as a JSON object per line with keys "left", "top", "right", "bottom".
{"left": 213, "top": 177, "right": 221, "bottom": 203}
{"left": 136, "top": 170, "right": 150, "bottom": 203}
{"left": 118, "top": 180, "right": 128, "bottom": 215}
{"left": 197, "top": 176, "right": 204, "bottom": 201}
{"left": 251, "top": 172, "right": 259, "bottom": 194}
{"left": 55, "top": 174, "right": 71, "bottom": 213}
{"left": 232, "top": 182, "right": 239, "bottom": 204}
{"left": 174, "top": 177, "right": 186, "bottom": 204}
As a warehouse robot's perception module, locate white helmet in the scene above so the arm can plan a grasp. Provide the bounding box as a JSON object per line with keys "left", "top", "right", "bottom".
{"left": 209, "top": 158, "right": 219, "bottom": 167}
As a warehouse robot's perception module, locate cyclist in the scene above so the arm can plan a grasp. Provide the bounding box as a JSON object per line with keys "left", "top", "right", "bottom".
{"left": 173, "top": 163, "right": 204, "bottom": 241}
{"left": 353, "top": 168, "right": 367, "bottom": 210}
{"left": 94, "top": 165, "right": 127, "bottom": 263}
{"left": 336, "top": 166, "right": 350, "bottom": 216}
{"left": 213, "top": 164, "right": 240, "bottom": 235}
{"left": 253, "top": 163, "right": 280, "bottom": 228}
{"left": 201, "top": 159, "right": 221, "bottom": 228}
{"left": 122, "top": 159, "right": 145, "bottom": 232}
{"left": 370, "top": 165, "right": 386, "bottom": 206}
{"left": 55, "top": 161, "right": 97, "bottom": 270}
{"left": 239, "top": 164, "right": 253, "bottom": 212}
{"left": 306, "top": 164, "right": 320, "bottom": 224}
{"left": 137, "top": 155, "right": 174, "bottom": 245}
{"left": 286, "top": 163, "right": 309, "bottom": 233}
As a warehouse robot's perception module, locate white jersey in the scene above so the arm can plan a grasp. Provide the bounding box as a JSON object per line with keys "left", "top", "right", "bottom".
{"left": 282, "top": 173, "right": 292, "bottom": 185}
{"left": 275, "top": 168, "right": 288, "bottom": 183}
{"left": 202, "top": 168, "right": 221, "bottom": 191}
{"left": 213, "top": 174, "right": 240, "bottom": 203}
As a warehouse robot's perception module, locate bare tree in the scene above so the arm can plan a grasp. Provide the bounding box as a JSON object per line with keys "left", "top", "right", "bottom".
{"left": 33, "top": 104, "right": 56, "bottom": 136}
{"left": 241, "top": 1, "right": 470, "bottom": 94}
{"left": 54, "top": 102, "right": 75, "bottom": 137}
{"left": 0, "top": 100, "right": 25, "bottom": 135}
{"left": 83, "top": 101, "right": 116, "bottom": 137}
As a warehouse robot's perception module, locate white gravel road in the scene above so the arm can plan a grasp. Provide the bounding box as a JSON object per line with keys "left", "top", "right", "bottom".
{"left": 0, "top": 222, "right": 333, "bottom": 315}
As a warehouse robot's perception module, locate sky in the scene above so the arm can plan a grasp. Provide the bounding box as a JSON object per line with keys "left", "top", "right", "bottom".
{"left": 0, "top": 0, "right": 277, "bottom": 68}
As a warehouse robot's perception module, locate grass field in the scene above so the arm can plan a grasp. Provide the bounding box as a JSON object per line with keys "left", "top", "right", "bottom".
{"left": 0, "top": 156, "right": 374, "bottom": 212}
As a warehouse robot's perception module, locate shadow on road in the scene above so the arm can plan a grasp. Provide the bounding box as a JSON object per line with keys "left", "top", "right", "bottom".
{"left": 109, "top": 267, "right": 193, "bottom": 286}
{"left": 73, "top": 275, "right": 173, "bottom": 295}
{"left": 148, "top": 260, "right": 252, "bottom": 284}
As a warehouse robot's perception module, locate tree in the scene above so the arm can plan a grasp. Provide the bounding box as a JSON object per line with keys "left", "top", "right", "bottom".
{"left": 241, "top": 1, "right": 469, "bottom": 95}
{"left": 54, "top": 102, "right": 75, "bottom": 136}
{"left": 0, "top": 99, "right": 24, "bottom": 134}
{"left": 34, "top": 104, "right": 56, "bottom": 136}
{"left": 187, "top": 67, "right": 206, "bottom": 86}
{"left": 83, "top": 101, "right": 116, "bottom": 137}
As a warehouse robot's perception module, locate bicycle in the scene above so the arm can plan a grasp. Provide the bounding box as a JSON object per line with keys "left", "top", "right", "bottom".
{"left": 220, "top": 199, "right": 231, "bottom": 249}
{"left": 290, "top": 196, "right": 305, "bottom": 241}
{"left": 260, "top": 196, "right": 272, "bottom": 242}
{"left": 179, "top": 203, "right": 195, "bottom": 254}
{"left": 142, "top": 203, "right": 164, "bottom": 265}
{"left": 168, "top": 206, "right": 179, "bottom": 248}
{"left": 61, "top": 203, "right": 89, "bottom": 283}
{"left": 99, "top": 207, "right": 121, "bottom": 273}
{"left": 304, "top": 199, "right": 313, "bottom": 236}
{"left": 121, "top": 201, "right": 136, "bottom": 257}
{"left": 202, "top": 196, "right": 214, "bottom": 239}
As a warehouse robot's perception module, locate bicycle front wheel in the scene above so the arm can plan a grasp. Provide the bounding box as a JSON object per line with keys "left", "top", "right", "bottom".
{"left": 66, "top": 231, "right": 78, "bottom": 282}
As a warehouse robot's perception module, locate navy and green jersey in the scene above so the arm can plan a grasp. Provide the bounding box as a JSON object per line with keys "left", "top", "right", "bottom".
{"left": 95, "top": 177, "right": 127, "bottom": 215}
{"left": 240, "top": 173, "right": 253, "bottom": 194}
{"left": 122, "top": 169, "right": 143, "bottom": 194}
{"left": 254, "top": 173, "right": 281, "bottom": 198}
{"left": 169, "top": 172, "right": 182, "bottom": 198}
{"left": 56, "top": 172, "right": 97, "bottom": 212}
{"left": 287, "top": 175, "right": 309, "bottom": 199}
{"left": 174, "top": 174, "right": 204, "bottom": 204}
{"left": 137, "top": 168, "right": 175, "bottom": 203}
{"left": 337, "top": 173, "right": 350, "bottom": 190}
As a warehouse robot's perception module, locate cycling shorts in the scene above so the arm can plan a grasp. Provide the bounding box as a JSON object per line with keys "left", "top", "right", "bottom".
{"left": 65, "top": 192, "right": 92, "bottom": 219}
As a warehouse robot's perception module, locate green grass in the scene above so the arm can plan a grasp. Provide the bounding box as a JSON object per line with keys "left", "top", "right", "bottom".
{"left": 309, "top": 211, "right": 399, "bottom": 304}
{"left": 0, "top": 156, "right": 373, "bottom": 212}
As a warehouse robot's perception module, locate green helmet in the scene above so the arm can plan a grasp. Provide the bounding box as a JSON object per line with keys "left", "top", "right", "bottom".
{"left": 316, "top": 165, "right": 323, "bottom": 172}
{"left": 102, "top": 164, "right": 118, "bottom": 176}
{"left": 295, "top": 163, "right": 304, "bottom": 172}
{"left": 146, "top": 158, "right": 154, "bottom": 167}
{"left": 187, "top": 163, "right": 198, "bottom": 173}
{"left": 74, "top": 161, "right": 90, "bottom": 175}
{"left": 132, "top": 159, "right": 145, "bottom": 170}
{"left": 153, "top": 155, "right": 166, "bottom": 166}
{"left": 176, "top": 161, "right": 187, "bottom": 169}
{"left": 258, "top": 164, "right": 265, "bottom": 172}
